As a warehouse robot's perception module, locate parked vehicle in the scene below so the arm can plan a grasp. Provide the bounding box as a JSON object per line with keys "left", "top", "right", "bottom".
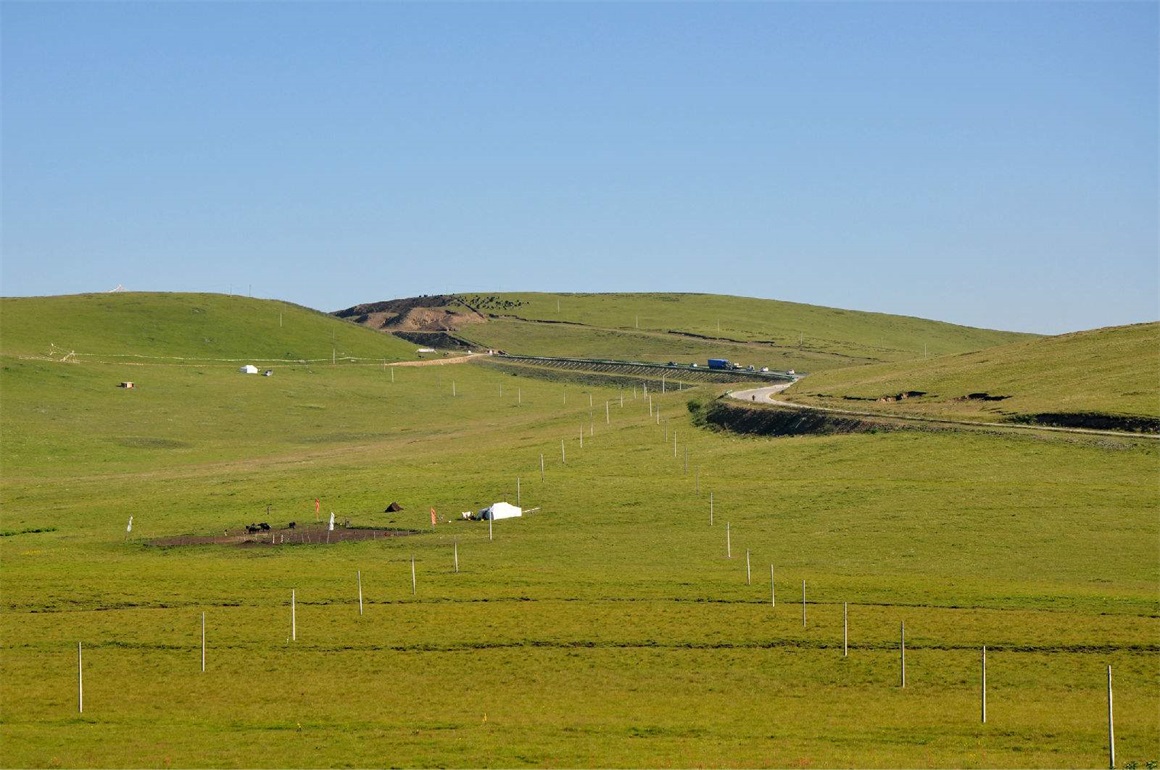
{"left": 707, "top": 358, "right": 729, "bottom": 370}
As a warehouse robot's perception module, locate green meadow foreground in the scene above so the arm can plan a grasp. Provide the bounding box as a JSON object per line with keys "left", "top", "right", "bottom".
{"left": 1, "top": 295, "right": 1157, "bottom": 768}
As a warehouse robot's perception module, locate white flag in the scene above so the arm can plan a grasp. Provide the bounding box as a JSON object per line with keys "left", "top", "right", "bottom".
{"left": 126, "top": 516, "right": 133, "bottom": 533}
{"left": 328, "top": 512, "right": 335, "bottom": 531}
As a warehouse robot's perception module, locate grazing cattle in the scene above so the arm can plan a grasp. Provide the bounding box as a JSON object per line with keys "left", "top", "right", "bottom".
{"left": 259, "top": 522, "right": 271, "bottom": 531}
{"left": 246, "top": 524, "right": 261, "bottom": 534}
{"left": 288, "top": 522, "right": 296, "bottom": 529}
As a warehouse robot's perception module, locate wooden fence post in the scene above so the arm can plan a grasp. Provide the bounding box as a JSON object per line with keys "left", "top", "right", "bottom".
{"left": 1107, "top": 665, "right": 1115, "bottom": 769}
{"left": 981, "top": 645, "right": 987, "bottom": 723}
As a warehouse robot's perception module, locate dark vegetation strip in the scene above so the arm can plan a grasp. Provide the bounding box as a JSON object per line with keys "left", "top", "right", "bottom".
{"left": 0, "top": 526, "right": 58, "bottom": 537}
{"left": 8, "top": 638, "right": 1157, "bottom": 655}
{"left": 691, "top": 398, "right": 911, "bottom": 437}
{"left": 698, "top": 396, "right": 1160, "bottom": 442}
{"left": 1009, "top": 412, "right": 1160, "bottom": 434}
{"left": 478, "top": 359, "right": 702, "bottom": 391}
{"left": 14, "top": 595, "right": 1156, "bottom": 616}
{"left": 389, "top": 330, "right": 476, "bottom": 350}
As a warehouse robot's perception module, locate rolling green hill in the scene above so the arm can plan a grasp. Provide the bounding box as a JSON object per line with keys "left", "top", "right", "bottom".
{"left": 782, "top": 322, "right": 1159, "bottom": 428}
{"left": 455, "top": 292, "right": 1036, "bottom": 363}
{"left": 1, "top": 292, "right": 418, "bottom": 363}
{"left": 335, "top": 292, "right": 1036, "bottom": 371}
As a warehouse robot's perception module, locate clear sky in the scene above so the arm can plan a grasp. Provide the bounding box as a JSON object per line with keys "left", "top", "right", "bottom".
{"left": 2, "top": 1, "right": 1156, "bottom": 334}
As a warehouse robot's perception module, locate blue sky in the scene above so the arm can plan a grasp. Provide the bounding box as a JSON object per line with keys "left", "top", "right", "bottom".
{"left": 2, "top": 1, "right": 1156, "bottom": 334}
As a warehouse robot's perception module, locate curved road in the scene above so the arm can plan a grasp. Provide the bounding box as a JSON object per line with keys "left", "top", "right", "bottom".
{"left": 730, "top": 381, "right": 798, "bottom": 404}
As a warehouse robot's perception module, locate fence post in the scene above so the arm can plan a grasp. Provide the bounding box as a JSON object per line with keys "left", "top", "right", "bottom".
{"left": 1107, "top": 665, "right": 1115, "bottom": 770}
{"left": 801, "top": 579, "right": 807, "bottom": 627}
{"left": 981, "top": 645, "right": 987, "bottom": 723}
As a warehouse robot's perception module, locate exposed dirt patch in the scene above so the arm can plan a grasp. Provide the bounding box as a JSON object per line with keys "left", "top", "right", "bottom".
{"left": 148, "top": 523, "right": 419, "bottom": 548}
{"left": 877, "top": 391, "right": 928, "bottom": 403}
{"left": 334, "top": 295, "right": 487, "bottom": 334}
{"left": 957, "top": 392, "right": 1009, "bottom": 402}
{"left": 391, "top": 353, "right": 485, "bottom": 367}
{"left": 394, "top": 307, "right": 486, "bottom": 332}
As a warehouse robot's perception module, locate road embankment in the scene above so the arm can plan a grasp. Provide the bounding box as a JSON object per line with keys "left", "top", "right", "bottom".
{"left": 692, "top": 398, "right": 908, "bottom": 437}
{"left": 710, "top": 386, "right": 1159, "bottom": 441}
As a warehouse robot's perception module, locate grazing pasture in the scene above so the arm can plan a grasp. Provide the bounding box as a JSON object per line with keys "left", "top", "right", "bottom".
{"left": 0, "top": 294, "right": 1156, "bottom": 768}
{"left": 783, "top": 322, "right": 1160, "bottom": 426}
{"left": 455, "top": 292, "right": 1035, "bottom": 361}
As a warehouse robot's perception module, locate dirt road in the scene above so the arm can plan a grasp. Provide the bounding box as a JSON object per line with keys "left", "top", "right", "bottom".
{"left": 390, "top": 353, "right": 486, "bottom": 367}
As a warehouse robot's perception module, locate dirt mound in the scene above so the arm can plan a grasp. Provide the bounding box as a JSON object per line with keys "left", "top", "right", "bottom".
{"left": 334, "top": 295, "right": 458, "bottom": 318}
{"left": 147, "top": 523, "right": 417, "bottom": 548}
{"left": 334, "top": 295, "right": 487, "bottom": 333}
{"left": 392, "top": 306, "right": 486, "bottom": 332}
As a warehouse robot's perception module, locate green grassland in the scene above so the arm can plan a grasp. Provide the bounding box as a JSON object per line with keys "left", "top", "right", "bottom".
{"left": 1, "top": 292, "right": 418, "bottom": 363}
{"left": 1, "top": 294, "right": 1157, "bottom": 768}
{"left": 782, "top": 322, "right": 1160, "bottom": 423}
{"left": 460, "top": 317, "right": 868, "bottom": 371}
{"left": 455, "top": 292, "right": 1036, "bottom": 364}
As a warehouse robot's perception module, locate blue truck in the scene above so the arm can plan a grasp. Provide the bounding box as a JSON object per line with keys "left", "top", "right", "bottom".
{"left": 707, "top": 358, "right": 729, "bottom": 370}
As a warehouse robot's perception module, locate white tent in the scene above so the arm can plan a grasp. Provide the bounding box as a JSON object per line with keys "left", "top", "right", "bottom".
{"left": 239, "top": 365, "right": 259, "bottom": 374}
{"left": 480, "top": 502, "right": 522, "bottom": 520}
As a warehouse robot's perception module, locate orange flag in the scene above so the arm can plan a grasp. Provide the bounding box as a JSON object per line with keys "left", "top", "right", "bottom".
{"left": 430, "top": 508, "right": 437, "bottom": 527}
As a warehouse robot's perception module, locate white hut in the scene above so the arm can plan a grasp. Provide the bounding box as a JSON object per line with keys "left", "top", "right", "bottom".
{"left": 479, "top": 502, "right": 522, "bottom": 520}
{"left": 239, "top": 365, "right": 259, "bottom": 374}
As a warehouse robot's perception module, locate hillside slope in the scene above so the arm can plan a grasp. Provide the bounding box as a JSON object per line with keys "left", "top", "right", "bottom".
{"left": 1, "top": 292, "right": 418, "bottom": 363}
{"left": 336, "top": 292, "right": 1035, "bottom": 371}
{"left": 782, "top": 322, "right": 1159, "bottom": 429}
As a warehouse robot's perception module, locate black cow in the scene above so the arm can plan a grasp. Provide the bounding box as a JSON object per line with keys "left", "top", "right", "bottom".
{"left": 288, "top": 521, "right": 296, "bottom": 529}
{"left": 259, "top": 522, "right": 271, "bottom": 531}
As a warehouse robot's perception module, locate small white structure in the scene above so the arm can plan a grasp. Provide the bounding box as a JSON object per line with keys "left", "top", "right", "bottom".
{"left": 479, "top": 502, "right": 522, "bottom": 521}
{"left": 239, "top": 365, "right": 259, "bottom": 374}
{"left": 416, "top": 348, "right": 437, "bottom": 355}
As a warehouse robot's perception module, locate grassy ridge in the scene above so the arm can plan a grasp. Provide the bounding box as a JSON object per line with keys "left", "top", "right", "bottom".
{"left": 1, "top": 292, "right": 417, "bottom": 362}
{"left": 457, "top": 292, "right": 1036, "bottom": 362}
{"left": 784, "top": 322, "right": 1160, "bottom": 422}
{"left": 1, "top": 295, "right": 1156, "bottom": 767}
{"left": 460, "top": 317, "right": 874, "bottom": 370}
